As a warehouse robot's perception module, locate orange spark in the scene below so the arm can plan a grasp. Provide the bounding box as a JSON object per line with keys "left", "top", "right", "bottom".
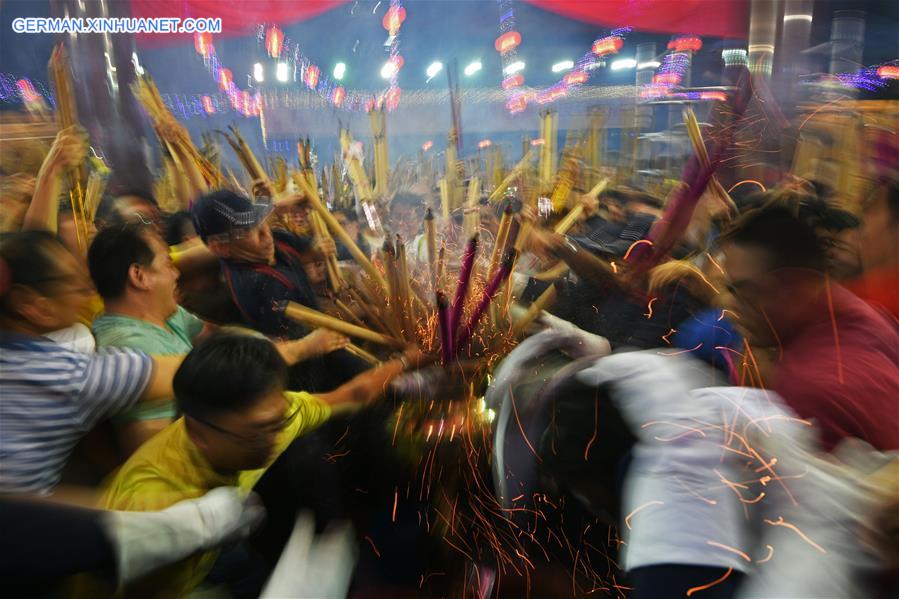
{"left": 757, "top": 544, "right": 774, "bottom": 563}
{"left": 363, "top": 535, "right": 381, "bottom": 557}
{"left": 764, "top": 517, "right": 827, "bottom": 553}
{"left": 584, "top": 396, "right": 599, "bottom": 461}
{"left": 686, "top": 567, "right": 733, "bottom": 597}
{"left": 623, "top": 239, "right": 654, "bottom": 261}
{"left": 624, "top": 500, "right": 664, "bottom": 530}
{"left": 509, "top": 388, "right": 542, "bottom": 463}
{"left": 727, "top": 179, "right": 766, "bottom": 194}
{"left": 707, "top": 540, "right": 752, "bottom": 562}
{"left": 645, "top": 297, "right": 657, "bottom": 319}
{"left": 392, "top": 487, "right": 398, "bottom": 522}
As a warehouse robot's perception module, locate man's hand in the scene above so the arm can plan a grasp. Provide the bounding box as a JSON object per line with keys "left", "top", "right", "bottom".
{"left": 313, "top": 237, "right": 337, "bottom": 259}
{"left": 44, "top": 126, "right": 88, "bottom": 174}
{"left": 528, "top": 228, "right": 566, "bottom": 258}
{"left": 252, "top": 179, "right": 275, "bottom": 200}
{"left": 401, "top": 344, "right": 434, "bottom": 370}
{"left": 578, "top": 192, "right": 600, "bottom": 218}
{"left": 276, "top": 329, "right": 349, "bottom": 364}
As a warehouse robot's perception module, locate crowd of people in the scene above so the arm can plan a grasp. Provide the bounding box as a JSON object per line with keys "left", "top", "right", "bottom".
{"left": 1, "top": 108, "right": 898, "bottom": 598}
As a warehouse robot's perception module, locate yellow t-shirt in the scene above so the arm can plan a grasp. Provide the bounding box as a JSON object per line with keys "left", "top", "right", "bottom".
{"left": 99, "top": 391, "right": 331, "bottom": 596}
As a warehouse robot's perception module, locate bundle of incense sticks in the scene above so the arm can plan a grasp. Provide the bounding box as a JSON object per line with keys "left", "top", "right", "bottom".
{"left": 448, "top": 234, "right": 479, "bottom": 337}
{"left": 454, "top": 250, "right": 517, "bottom": 355}
{"left": 220, "top": 125, "right": 269, "bottom": 186}
{"left": 48, "top": 44, "right": 90, "bottom": 249}
{"left": 464, "top": 177, "right": 481, "bottom": 238}
{"left": 511, "top": 285, "right": 557, "bottom": 337}
{"left": 293, "top": 171, "right": 387, "bottom": 293}
{"left": 132, "top": 76, "right": 221, "bottom": 188}
{"left": 487, "top": 149, "right": 533, "bottom": 203}
{"left": 550, "top": 144, "right": 582, "bottom": 212}
{"left": 284, "top": 302, "right": 402, "bottom": 348}
{"left": 339, "top": 128, "right": 374, "bottom": 202}
{"left": 637, "top": 70, "right": 754, "bottom": 268}
{"left": 683, "top": 108, "right": 735, "bottom": 215}
{"left": 424, "top": 208, "right": 438, "bottom": 292}
{"left": 369, "top": 109, "right": 390, "bottom": 198}
{"left": 436, "top": 292, "right": 453, "bottom": 364}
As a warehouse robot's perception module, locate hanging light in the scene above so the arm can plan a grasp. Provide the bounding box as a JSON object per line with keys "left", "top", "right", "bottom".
{"left": 218, "top": 68, "right": 233, "bottom": 90}
{"left": 551, "top": 60, "right": 574, "bottom": 73}
{"left": 464, "top": 60, "right": 482, "bottom": 76}
{"left": 253, "top": 63, "right": 264, "bottom": 83}
{"left": 426, "top": 61, "right": 443, "bottom": 79}
{"left": 276, "top": 62, "right": 289, "bottom": 82}
{"left": 503, "top": 60, "right": 525, "bottom": 75}
{"left": 382, "top": 6, "right": 407, "bottom": 33}
{"left": 494, "top": 31, "right": 522, "bottom": 54}
{"left": 332, "top": 86, "right": 346, "bottom": 106}
{"left": 194, "top": 32, "right": 213, "bottom": 56}
{"left": 266, "top": 25, "right": 284, "bottom": 58}
{"left": 333, "top": 62, "right": 346, "bottom": 81}
{"left": 304, "top": 65, "right": 320, "bottom": 89}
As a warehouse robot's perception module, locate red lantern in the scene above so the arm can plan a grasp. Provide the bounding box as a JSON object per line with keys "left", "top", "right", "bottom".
{"left": 331, "top": 86, "right": 346, "bottom": 107}
{"left": 563, "top": 71, "right": 588, "bottom": 86}
{"left": 668, "top": 36, "right": 702, "bottom": 53}
{"left": 652, "top": 72, "right": 681, "bottom": 86}
{"left": 201, "top": 95, "right": 215, "bottom": 114}
{"left": 218, "top": 68, "right": 233, "bottom": 91}
{"left": 502, "top": 74, "right": 524, "bottom": 90}
{"left": 506, "top": 94, "right": 527, "bottom": 114}
{"left": 194, "top": 32, "right": 213, "bottom": 56}
{"left": 494, "top": 31, "right": 522, "bottom": 54}
{"left": 266, "top": 25, "right": 284, "bottom": 58}
{"left": 382, "top": 6, "right": 407, "bottom": 33}
{"left": 700, "top": 91, "right": 727, "bottom": 102}
{"left": 592, "top": 36, "right": 623, "bottom": 57}
{"left": 304, "top": 65, "right": 320, "bottom": 89}
{"left": 385, "top": 86, "right": 401, "bottom": 111}
{"left": 878, "top": 65, "right": 899, "bottom": 80}
{"left": 16, "top": 79, "right": 38, "bottom": 102}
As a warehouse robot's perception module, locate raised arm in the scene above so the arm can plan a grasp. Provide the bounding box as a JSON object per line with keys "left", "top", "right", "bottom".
{"left": 22, "top": 126, "right": 88, "bottom": 234}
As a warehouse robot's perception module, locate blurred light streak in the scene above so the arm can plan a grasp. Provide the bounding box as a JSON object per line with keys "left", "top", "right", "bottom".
{"left": 707, "top": 540, "right": 752, "bottom": 562}
{"left": 764, "top": 517, "right": 827, "bottom": 553}
{"left": 686, "top": 567, "right": 733, "bottom": 597}
{"left": 624, "top": 500, "right": 665, "bottom": 529}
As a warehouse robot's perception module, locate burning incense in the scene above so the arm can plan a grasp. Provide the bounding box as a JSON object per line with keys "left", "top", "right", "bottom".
{"left": 449, "top": 234, "right": 479, "bottom": 337}
{"left": 425, "top": 208, "right": 437, "bottom": 292}
{"left": 436, "top": 292, "right": 453, "bottom": 365}
{"left": 455, "top": 250, "right": 517, "bottom": 355}
{"left": 284, "top": 302, "right": 402, "bottom": 348}
{"left": 293, "top": 173, "right": 388, "bottom": 292}
{"left": 512, "top": 285, "right": 558, "bottom": 336}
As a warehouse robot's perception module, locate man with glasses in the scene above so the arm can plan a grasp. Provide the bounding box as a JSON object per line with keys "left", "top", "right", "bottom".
{"left": 720, "top": 202, "right": 899, "bottom": 451}
{"left": 98, "top": 331, "right": 425, "bottom": 596}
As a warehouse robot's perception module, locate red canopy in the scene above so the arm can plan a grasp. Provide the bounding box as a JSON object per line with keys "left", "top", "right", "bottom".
{"left": 131, "top": 0, "right": 347, "bottom": 46}
{"left": 524, "top": 0, "right": 749, "bottom": 39}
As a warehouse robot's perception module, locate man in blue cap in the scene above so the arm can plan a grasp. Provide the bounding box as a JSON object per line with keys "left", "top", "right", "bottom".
{"left": 191, "top": 190, "right": 366, "bottom": 390}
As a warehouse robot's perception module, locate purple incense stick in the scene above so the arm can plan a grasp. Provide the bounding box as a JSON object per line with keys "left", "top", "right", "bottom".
{"left": 436, "top": 292, "right": 453, "bottom": 365}
{"left": 449, "top": 234, "right": 479, "bottom": 337}
{"left": 454, "top": 250, "right": 516, "bottom": 356}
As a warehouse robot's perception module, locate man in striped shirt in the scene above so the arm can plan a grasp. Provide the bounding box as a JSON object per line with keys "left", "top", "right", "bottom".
{"left": 0, "top": 231, "right": 182, "bottom": 495}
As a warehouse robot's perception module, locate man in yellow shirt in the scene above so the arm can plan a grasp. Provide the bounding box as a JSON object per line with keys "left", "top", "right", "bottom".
{"left": 100, "top": 331, "right": 425, "bottom": 596}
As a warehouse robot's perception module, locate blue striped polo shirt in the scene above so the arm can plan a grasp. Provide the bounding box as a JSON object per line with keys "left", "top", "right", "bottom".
{"left": 0, "top": 332, "right": 152, "bottom": 495}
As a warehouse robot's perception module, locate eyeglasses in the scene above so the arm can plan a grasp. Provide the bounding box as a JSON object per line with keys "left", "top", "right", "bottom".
{"left": 190, "top": 398, "right": 300, "bottom": 445}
